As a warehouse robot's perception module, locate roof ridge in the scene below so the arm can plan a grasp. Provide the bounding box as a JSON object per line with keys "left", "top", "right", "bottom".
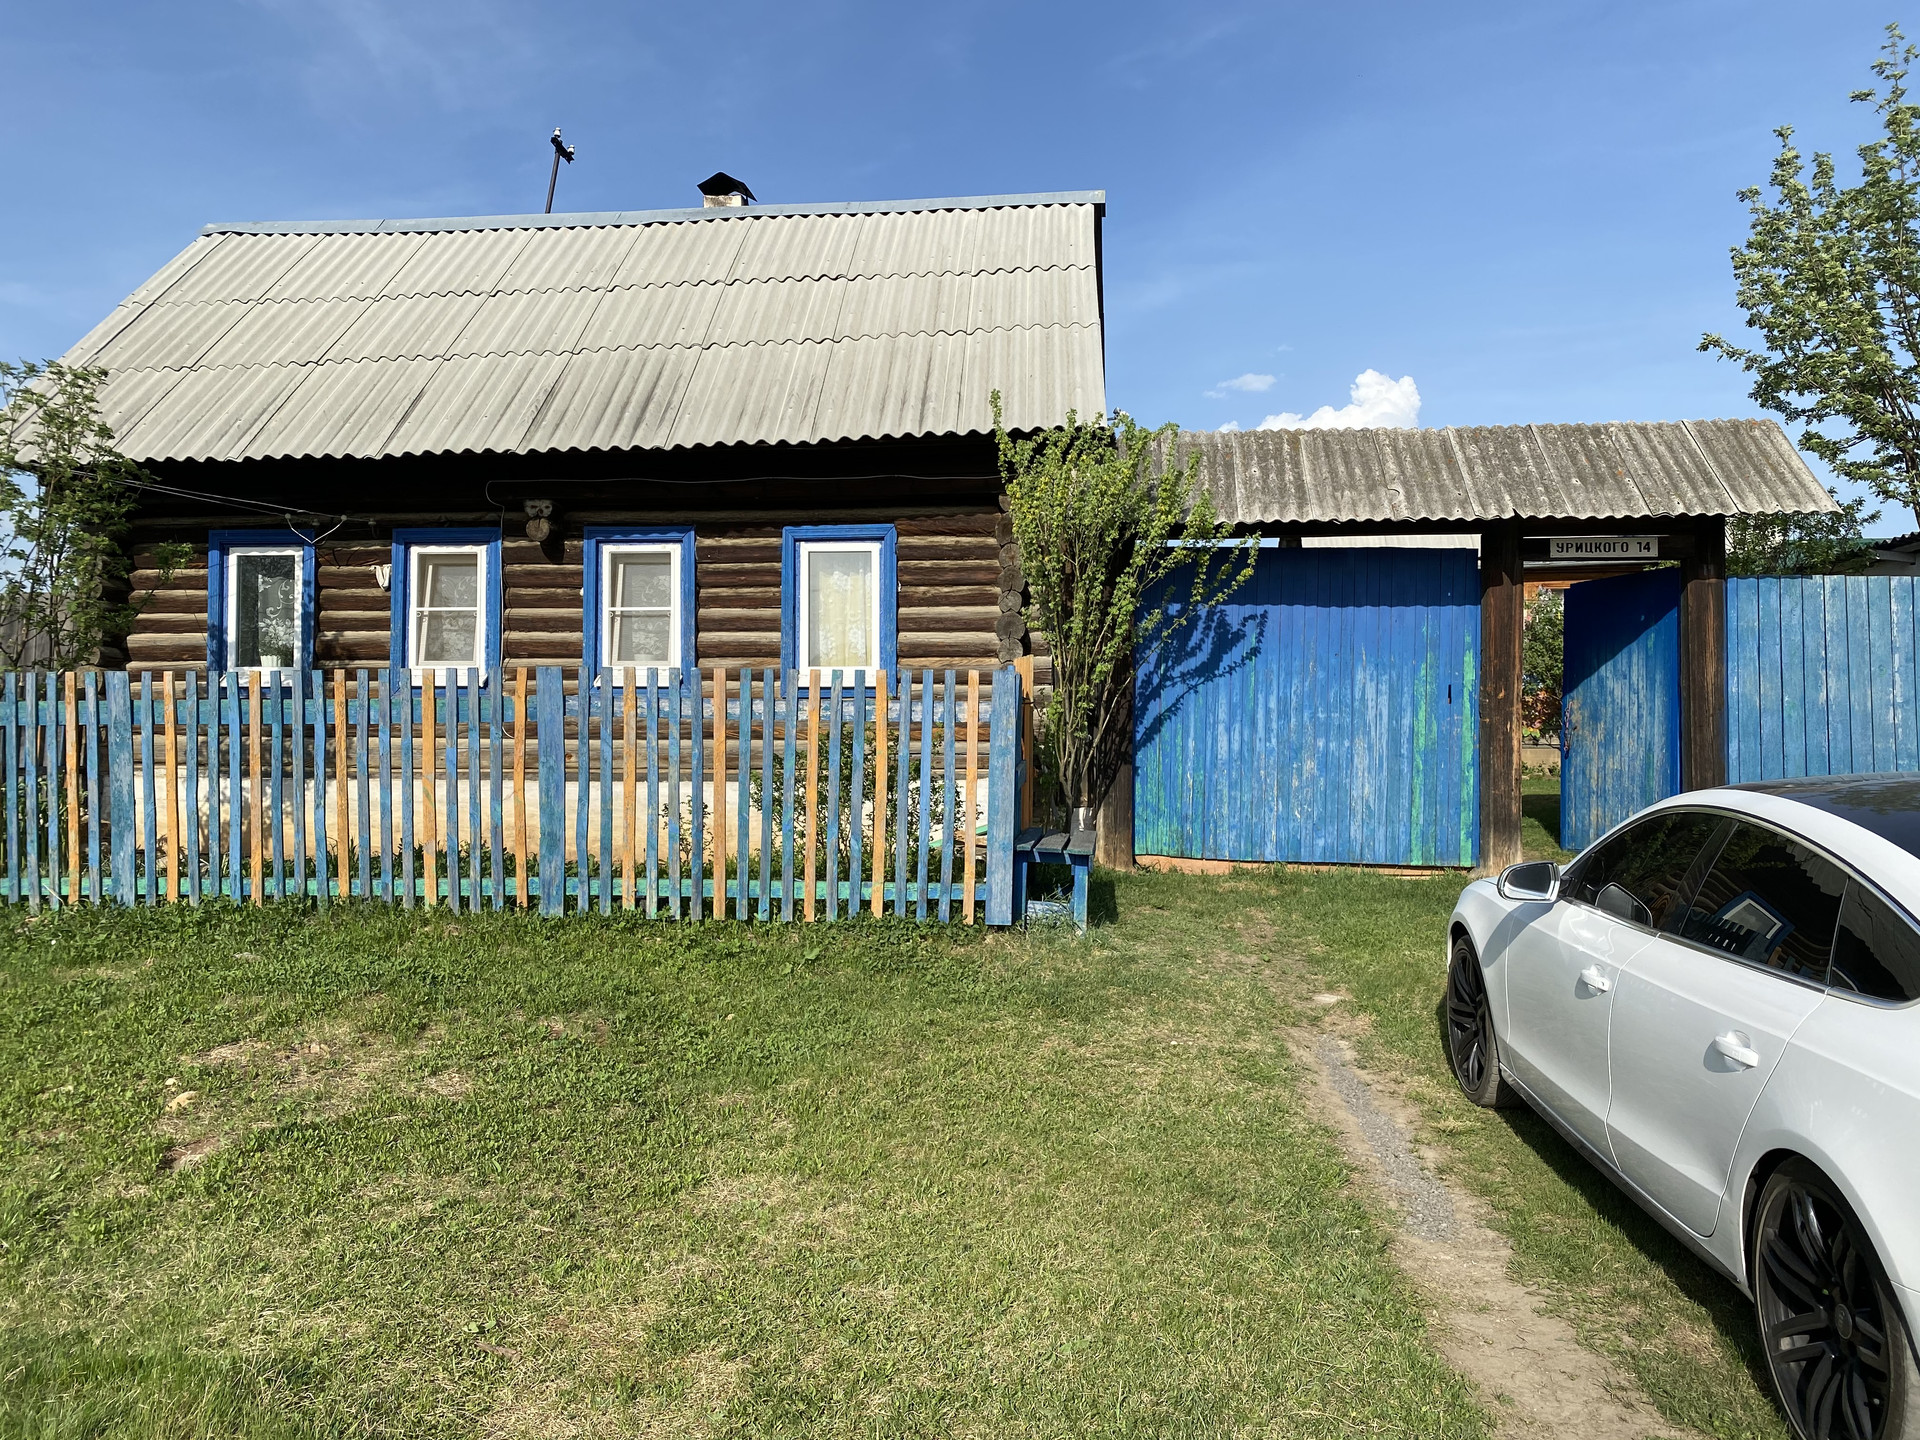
{"left": 199, "top": 191, "right": 1108, "bottom": 238}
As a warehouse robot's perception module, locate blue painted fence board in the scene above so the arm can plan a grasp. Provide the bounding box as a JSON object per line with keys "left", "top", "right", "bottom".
{"left": 1727, "top": 576, "right": 1920, "bottom": 785}
{"left": 1561, "top": 569, "right": 1682, "bottom": 853}
{"left": 1134, "top": 547, "right": 1480, "bottom": 866}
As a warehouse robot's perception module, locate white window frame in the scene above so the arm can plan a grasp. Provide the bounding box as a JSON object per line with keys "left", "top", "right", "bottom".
{"left": 224, "top": 545, "right": 305, "bottom": 674}
{"left": 598, "top": 542, "right": 682, "bottom": 674}
{"left": 796, "top": 539, "right": 883, "bottom": 675}
{"left": 407, "top": 543, "right": 490, "bottom": 679}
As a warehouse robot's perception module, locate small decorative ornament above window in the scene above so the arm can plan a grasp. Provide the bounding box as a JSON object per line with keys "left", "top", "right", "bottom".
{"left": 1549, "top": 536, "right": 1659, "bottom": 560}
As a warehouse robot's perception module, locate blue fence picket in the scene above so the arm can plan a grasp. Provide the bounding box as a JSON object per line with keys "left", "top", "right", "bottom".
{"left": 779, "top": 677, "right": 795, "bottom": 922}
{"left": 597, "top": 679, "right": 614, "bottom": 914}
{"left": 892, "top": 674, "right": 911, "bottom": 918}
{"left": 44, "top": 673, "right": 60, "bottom": 908}
{"left": 645, "top": 670, "right": 660, "bottom": 917}
{"left": 849, "top": 679, "right": 866, "bottom": 917}
{"left": 3, "top": 674, "right": 16, "bottom": 907}
{"left": 824, "top": 672, "right": 843, "bottom": 920}
{"left": 986, "top": 666, "right": 1018, "bottom": 926}
{"left": 938, "top": 671, "right": 956, "bottom": 922}
{"left": 310, "top": 671, "right": 329, "bottom": 908}
{"left": 488, "top": 678, "right": 505, "bottom": 911}
{"left": 536, "top": 669, "right": 564, "bottom": 915}
{"left": 737, "top": 675, "right": 753, "bottom": 922}
{"left": 668, "top": 670, "right": 684, "bottom": 920}
{"left": 86, "top": 672, "right": 103, "bottom": 905}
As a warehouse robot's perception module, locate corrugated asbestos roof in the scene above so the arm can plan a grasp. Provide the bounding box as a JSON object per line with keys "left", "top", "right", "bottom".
{"left": 1175, "top": 421, "right": 1835, "bottom": 523}
{"left": 58, "top": 192, "right": 1106, "bottom": 462}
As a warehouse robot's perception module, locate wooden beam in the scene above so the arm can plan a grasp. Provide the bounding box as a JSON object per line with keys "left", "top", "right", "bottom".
{"left": 1680, "top": 514, "right": 1728, "bottom": 791}
{"left": 1479, "top": 520, "right": 1524, "bottom": 873}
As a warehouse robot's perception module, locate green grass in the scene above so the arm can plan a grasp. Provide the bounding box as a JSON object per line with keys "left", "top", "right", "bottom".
{"left": 1244, "top": 862, "right": 1789, "bottom": 1440}
{"left": 1, "top": 897, "right": 1488, "bottom": 1439}
{"left": 1521, "top": 770, "right": 1572, "bottom": 862}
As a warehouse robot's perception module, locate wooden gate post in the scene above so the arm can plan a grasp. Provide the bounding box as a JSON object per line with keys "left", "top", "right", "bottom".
{"left": 1478, "top": 520, "right": 1524, "bottom": 872}
{"left": 1680, "top": 514, "right": 1728, "bottom": 791}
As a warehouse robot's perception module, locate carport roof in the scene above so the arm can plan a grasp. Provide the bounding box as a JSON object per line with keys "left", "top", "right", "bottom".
{"left": 1175, "top": 420, "right": 1835, "bottom": 525}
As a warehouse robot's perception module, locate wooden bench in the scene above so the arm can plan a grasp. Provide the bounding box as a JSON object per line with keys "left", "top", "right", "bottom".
{"left": 1013, "top": 826, "right": 1096, "bottom": 932}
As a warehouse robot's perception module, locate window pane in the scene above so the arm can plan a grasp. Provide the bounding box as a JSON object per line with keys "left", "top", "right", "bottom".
{"left": 233, "top": 553, "right": 297, "bottom": 668}
{"left": 421, "top": 554, "right": 478, "bottom": 608}
{"left": 419, "top": 609, "right": 478, "bottom": 666}
{"left": 1675, "top": 822, "right": 1845, "bottom": 980}
{"left": 610, "top": 611, "right": 672, "bottom": 667}
{"left": 612, "top": 553, "right": 672, "bottom": 610}
{"left": 805, "top": 548, "right": 874, "bottom": 668}
{"left": 1830, "top": 882, "right": 1920, "bottom": 1003}
{"left": 1565, "top": 811, "right": 1725, "bottom": 930}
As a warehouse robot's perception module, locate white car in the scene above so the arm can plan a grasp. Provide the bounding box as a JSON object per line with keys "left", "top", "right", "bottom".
{"left": 1448, "top": 775, "right": 1920, "bottom": 1440}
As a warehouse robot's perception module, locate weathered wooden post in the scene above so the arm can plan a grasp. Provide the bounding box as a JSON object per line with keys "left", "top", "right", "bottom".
{"left": 1478, "top": 519, "right": 1524, "bottom": 872}
{"left": 1680, "top": 514, "right": 1728, "bottom": 791}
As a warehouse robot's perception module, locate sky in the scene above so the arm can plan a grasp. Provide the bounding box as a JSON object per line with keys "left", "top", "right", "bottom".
{"left": 1, "top": 0, "right": 1912, "bottom": 533}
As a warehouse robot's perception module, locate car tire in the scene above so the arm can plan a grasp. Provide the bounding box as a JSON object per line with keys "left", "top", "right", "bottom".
{"left": 1752, "top": 1158, "right": 1920, "bottom": 1440}
{"left": 1445, "top": 934, "right": 1518, "bottom": 1109}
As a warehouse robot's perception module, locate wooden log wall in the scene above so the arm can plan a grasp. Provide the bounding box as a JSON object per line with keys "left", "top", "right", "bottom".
{"left": 121, "top": 507, "right": 1020, "bottom": 674}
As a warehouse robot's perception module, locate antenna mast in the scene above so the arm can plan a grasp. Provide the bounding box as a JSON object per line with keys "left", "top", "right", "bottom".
{"left": 545, "top": 128, "right": 576, "bottom": 213}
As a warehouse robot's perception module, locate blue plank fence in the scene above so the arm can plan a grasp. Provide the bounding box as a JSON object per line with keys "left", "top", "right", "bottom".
{"left": 1726, "top": 575, "right": 1920, "bottom": 783}
{"left": 1133, "top": 547, "right": 1480, "bottom": 867}
{"left": 0, "top": 665, "right": 1020, "bottom": 919}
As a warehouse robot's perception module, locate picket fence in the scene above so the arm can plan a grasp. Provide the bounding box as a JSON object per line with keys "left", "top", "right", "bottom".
{"left": 0, "top": 665, "right": 1022, "bottom": 922}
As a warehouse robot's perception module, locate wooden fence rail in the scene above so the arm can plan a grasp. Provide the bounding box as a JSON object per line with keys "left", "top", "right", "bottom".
{"left": 0, "top": 665, "right": 1022, "bottom": 922}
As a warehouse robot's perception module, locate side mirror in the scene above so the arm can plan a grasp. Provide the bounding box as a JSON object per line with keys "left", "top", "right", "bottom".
{"left": 1497, "top": 860, "right": 1560, "bottom": 903}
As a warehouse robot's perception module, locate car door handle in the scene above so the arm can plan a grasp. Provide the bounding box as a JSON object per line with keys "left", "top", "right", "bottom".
{"left": 1712, "top": 1031, "right": 1761, "bottom": 1068}
{"left": 1578, "top": 965, "right": 1611, "bottom": 993}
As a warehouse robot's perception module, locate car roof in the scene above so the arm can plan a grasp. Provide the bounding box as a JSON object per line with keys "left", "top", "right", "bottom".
{"left": 1728, "top": 773, "right": 1920, "bottom": 861}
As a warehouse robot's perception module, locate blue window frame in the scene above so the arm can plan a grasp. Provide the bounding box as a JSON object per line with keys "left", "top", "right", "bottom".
{"left": 388, "top": 527, "right": 503, "bottom": 678}
{"left": 582, "top": 525, "right": 697, "bottom": 683}
{"left": 781, "top": 524, "right": 898, "bottom": 681}
{"left": 206, "top": 529, "right": 315, "bottom": 673}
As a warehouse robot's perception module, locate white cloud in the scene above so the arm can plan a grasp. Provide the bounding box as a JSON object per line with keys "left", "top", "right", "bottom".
{"left": 1205, "top": 371, "right": 1276, "bottom": 399}
{"left": 1257, "top": 370, "right": 1421, "bottom": 430}
{"left": 1217, "top": 420, "right": 1242, "bottom": 432}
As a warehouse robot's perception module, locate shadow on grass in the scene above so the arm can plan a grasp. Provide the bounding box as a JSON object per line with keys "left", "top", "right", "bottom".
{"left": 1020, "top": 867, "right": 1121, "bottom": 929}
{"left": 1426, "top": 993, "right": 1779, "bottom": 1407}
{"left": 1522, "top": 788, "right": 1563, "bottom": 849}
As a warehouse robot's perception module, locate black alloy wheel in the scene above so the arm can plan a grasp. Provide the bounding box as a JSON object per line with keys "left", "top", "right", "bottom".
{"left": 1753, "top": 1160, "right": 1919, "bottom": 1440}
{"left": 1445, "top": 936, "right": 1515, "bottom": 1108}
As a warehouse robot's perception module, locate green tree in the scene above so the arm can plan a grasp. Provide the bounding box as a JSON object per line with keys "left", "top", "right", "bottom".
{"left": 1702, "top": 25, "right": 1920, "bottom": 529}
{"left": 1521, "top": 590, "right": 1564, "bottom": 739}
{"left": 1727, "top": 494, "right": 1879, "bottom": 576}
{"left": 994, "top": 394, "right": 1253, "bottom": 826}
{"left": 0, "top": 360, "right": 183, "bottom": 668}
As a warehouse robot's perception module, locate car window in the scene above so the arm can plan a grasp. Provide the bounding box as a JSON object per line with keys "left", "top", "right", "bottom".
{"left": 1829, "top": 881, "right": 1920, "bottom": 1004}
{"left": 1564, "top": 810, "right": 1726, "bottom": 930}
{"left": 1673, "top": 821, "right": 1845, "bottom": 981}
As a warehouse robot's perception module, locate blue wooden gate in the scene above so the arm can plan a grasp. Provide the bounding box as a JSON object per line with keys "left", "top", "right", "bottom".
{"left": 1726, "top": 575, "right": 1920, "bottom": 781}
{"left": 1560, "top": 569, "right": 1681, "bottom": 852}
{"left": 1133, "top": 547, "right": 1480, "bottom": 866}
